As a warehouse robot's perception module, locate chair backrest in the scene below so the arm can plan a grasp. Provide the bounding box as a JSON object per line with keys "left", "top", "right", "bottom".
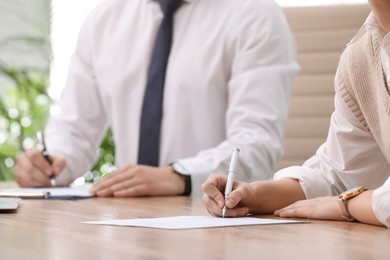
{"left": 277, "top": 4, "right": 371, "bottom": 170}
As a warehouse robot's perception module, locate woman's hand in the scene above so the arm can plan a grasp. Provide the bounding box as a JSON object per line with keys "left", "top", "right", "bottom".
{"left": 201, "top": 173, "right": 257, "bottom": 217}
{"left": 274, "top": 196, "right": 345, "bottom": 221}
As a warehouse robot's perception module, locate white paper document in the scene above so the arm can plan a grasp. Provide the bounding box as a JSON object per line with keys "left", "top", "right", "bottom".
{"left": 83, "top": 216, "right": 305, "bottom": 230}
{"left": 0, "top": 187, "right": 93, "bottom": 199}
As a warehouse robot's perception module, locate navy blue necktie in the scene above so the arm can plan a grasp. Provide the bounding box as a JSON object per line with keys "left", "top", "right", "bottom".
{"left": 138, "top": 0, "right": 182, "bottom": 166}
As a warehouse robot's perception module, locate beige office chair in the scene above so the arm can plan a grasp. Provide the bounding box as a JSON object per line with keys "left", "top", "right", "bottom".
{"left": 277, "top": 4, "right": 371, "bottom": 170}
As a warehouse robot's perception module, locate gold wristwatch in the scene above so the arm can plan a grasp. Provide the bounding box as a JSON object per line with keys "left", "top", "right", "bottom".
{"left": 337, "top": 186, "right": 368, "bottom": 222}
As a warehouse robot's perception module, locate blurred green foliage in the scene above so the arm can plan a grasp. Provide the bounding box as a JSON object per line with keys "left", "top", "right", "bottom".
{"left": 90, "top": 129, "right": 116, "bottom": 182}
{"left": 0, "top": 62, "right": 116, "bottom": 181}
{"left": 0, "top": 0, "right": 115, "bottom": 181}
{"left": 0, "top": 0, "right": 53, "bottom": 180}
{"left": 0, "top": 65, "right": 51, "bottom": 180}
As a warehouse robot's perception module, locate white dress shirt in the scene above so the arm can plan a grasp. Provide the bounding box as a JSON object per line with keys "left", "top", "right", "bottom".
{"left": 46, "top": 0, "right": 298, "bottom": 196}
{"left": 275, "top": 13, "right": 390, "bottom": 227}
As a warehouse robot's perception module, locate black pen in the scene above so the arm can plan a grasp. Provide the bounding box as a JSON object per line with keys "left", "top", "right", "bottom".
{"left": 37, "top": 131, "right": 56, "bottom": 186}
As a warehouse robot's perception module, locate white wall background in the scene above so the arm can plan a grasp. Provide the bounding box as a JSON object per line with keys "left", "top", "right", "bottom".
{"left": 50, "top": 0, "right": 102, "bottom": 100}
{"left": 50, "top": 0, "right": 368, "bottom": 100}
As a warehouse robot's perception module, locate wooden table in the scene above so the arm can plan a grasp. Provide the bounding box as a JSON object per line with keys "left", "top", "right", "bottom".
{"left": 0, "top": 196, "right": 389, "bottom": 260}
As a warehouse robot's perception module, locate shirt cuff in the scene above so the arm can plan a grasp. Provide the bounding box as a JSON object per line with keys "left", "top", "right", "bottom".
{"left": 372, "top": 178, "right": 390, "bottom": 228}
{"left": 54, "top": 166, "right": 76, "bottom": 187}
{"left": 175, "top": 157, "right": 214, "bottom": 198}
{"left": 274, "top": 157, "right": 334, "bottom": 199}
{"left": 45, "top": 147, "right": 81, "bottom": 187}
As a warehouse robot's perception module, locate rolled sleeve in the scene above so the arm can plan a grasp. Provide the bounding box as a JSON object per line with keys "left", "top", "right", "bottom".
{"left": 175, "top": 157, "right": 216, "bottom": 197}
{"left": 372, "top": 178, "right": 390, "bottom": 228}
{"left": 46, "top": 11, "right": 108, "bottom": 183}
{"left": 175, "top": 2, "right": 298, "bottom": 197}
{"left": 274, "top": 154, "right": 334, "bottom": 199}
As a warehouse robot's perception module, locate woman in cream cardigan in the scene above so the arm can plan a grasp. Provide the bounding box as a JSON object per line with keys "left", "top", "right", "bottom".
{"left": 202, "top": 0, "right": 390, "bottom": 228}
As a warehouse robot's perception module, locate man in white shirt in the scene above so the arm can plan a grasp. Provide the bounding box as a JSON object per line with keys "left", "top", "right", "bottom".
{"left": 14, "top": 0, "right": 298, "bottom": 197}
{"left": 202, "top": 0, "right": 390, "bottom": 227}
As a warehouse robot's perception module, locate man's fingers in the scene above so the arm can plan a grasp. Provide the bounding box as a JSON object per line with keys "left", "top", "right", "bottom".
{"left": 113, "top": 184, "right": 147, "bottom": 197}
{"left": 15, "top": 153, "right": 51, "bottom": 187}
{"left": 51, "top": 157, "right": 66, "bottom": 176}
{"left": 91, "top": 170, "right": 136, "bottom": 195}
{"left": 25, "top": 149, "right": 53, "bottom": 177}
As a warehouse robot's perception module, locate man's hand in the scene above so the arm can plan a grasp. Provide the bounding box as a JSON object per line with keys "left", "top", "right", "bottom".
{"left": 89, "top": 165, "right": 185, "bottom": 197}
{"left": 15, "top": 148, "right": 66, "bottom": 187}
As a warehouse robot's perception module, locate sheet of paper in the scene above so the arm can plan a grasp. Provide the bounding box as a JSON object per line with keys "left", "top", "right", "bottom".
{"left": 0, "top": 187, "right": 93, "bottom": 199}
{"left": 83, "top": 216, "right": 305, "bottom": 230}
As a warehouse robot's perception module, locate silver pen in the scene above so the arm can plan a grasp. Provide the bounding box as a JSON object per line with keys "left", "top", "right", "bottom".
{"left": 222, "top": 148, "right": 240, "bottom": 218}
{"left": 37, "top": 131, "right": 56, "bottom": 186}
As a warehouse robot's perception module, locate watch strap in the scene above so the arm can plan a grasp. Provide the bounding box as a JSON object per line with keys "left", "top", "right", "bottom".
{"left": 337, "top": 186, "right": 368, "bottom": 222}
{"left": 171, "top": 162, "right": 192, "bottom": 196}
{"left": 180, "top": 173, "right": 192, "bottom": 196}
{"left": 337, "top": 199, "right": 355, "bottom": 222}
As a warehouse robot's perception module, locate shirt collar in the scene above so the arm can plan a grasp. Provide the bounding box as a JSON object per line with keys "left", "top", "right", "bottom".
{"left": 348, "top": 12, "right": 386, "bottom": 46}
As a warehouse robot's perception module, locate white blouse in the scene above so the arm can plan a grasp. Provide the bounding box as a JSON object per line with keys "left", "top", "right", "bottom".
{"left": 275, "top": 13, "right": 390, "bottom": 228}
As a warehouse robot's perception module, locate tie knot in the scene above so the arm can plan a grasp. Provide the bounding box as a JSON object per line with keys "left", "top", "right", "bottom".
{"left": 158, "top": 0, "right": 182, "bottom": 17}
